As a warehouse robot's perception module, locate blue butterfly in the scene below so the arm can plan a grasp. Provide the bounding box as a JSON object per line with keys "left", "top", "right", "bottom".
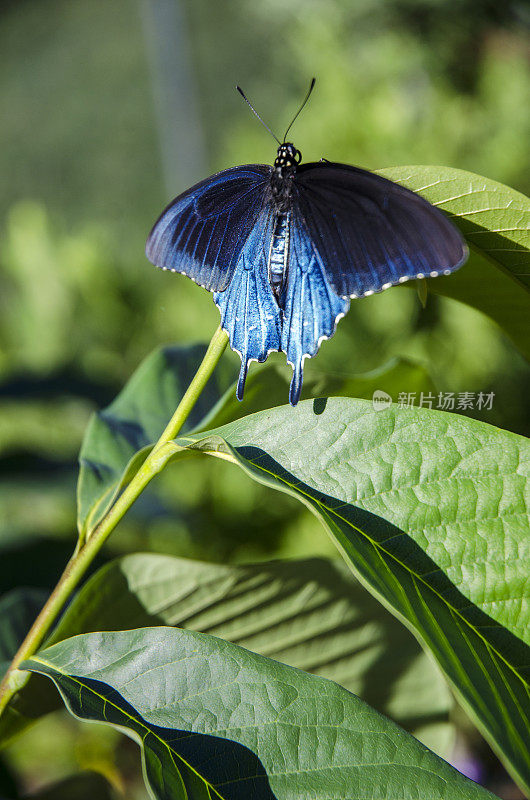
{"left": 146, "top": 82, "right": 467, "bottom": 405}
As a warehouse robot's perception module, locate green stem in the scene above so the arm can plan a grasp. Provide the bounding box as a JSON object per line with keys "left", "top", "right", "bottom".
{"left": 0, "top": 326, "right": 229, "bottom": 717}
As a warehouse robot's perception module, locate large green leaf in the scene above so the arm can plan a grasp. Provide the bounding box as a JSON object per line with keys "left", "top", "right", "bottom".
{"left": 77, "top": 339, "right": 435, "bottom": 539}
{"left": 23, "top": 628, "right": 497, "bottom": 800}
{"left": 174, "top": 399, "right": 530, "bottom": 792}
{"left": 379, "top": 166, "right": 530, "bottom": 358}
{"left": 49, "top": 553, "right": 454, "bottom": 755}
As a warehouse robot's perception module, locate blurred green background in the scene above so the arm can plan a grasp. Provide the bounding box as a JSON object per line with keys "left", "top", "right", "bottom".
{"left": 1, "top": 0, "right": 529, "bottom": 797}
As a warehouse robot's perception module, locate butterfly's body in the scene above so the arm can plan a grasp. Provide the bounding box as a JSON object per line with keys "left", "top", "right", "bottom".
{"left": 146, "top": 140, "right": 467, "bottom": 405}
{"left": 268, "top": 211, "right": 290, "bottom": 301}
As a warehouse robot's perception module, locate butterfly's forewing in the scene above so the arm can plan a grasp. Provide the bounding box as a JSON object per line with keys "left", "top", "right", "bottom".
{"left": 214, "top": 206, "right": 281, "bottom": 399}
{"left": 146, "top": 165, "right": 272, "bottom": 292}
{"left": 282, "top": 210, "right": 350, "bottom": 404}
{"left": 294, "top": 163, "right": 467, "bottom": 298}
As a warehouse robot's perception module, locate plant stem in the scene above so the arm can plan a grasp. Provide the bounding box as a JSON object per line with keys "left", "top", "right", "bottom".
{"left": 0, "top": 326, "right": 229, "bottom": 717}
{"left": 154, "top": 326, "right": 229, "bottom": 445}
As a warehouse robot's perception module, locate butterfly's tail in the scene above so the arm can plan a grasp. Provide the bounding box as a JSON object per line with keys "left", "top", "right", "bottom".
{"left": 289, "top": 362, "right": 303, "bottom": 406}
{"left": 236, "top": 358, "right": 250, "bottom": 401}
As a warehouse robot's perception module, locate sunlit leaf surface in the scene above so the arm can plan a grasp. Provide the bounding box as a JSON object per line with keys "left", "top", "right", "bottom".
{"left": 24, "top": 628, "right": 497, "bottom": 800}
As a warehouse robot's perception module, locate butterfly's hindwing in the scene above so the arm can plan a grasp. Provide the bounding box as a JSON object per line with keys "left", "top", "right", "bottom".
{"left": 282, "top": 211, "right": 350, "bottom": 404}
{"left": 294, "top": 163, "right": 467, "bottom": 298}
{"left": 146, "top": 165, "right": 272, "bottom": 292}
{"left": 214, "top": 207, "right": 281, "bottom": 399}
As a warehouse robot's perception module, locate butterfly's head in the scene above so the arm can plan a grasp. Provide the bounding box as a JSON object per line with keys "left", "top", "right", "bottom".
{"left": 274, "top": 143, "right": 302, "bottom": 172}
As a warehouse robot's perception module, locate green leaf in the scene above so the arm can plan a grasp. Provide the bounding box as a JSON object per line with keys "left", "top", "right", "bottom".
{"left": 76, "top": 343, "right": 232, "bottom": 537}
{"left": 175, "top": 399, "right": 530, "bottom": 793}
{"left": 379, "top": 166, "right": 530, "bottom": 359}
{"left": 50, "top": 553, "right": 455, "bottom": 755}
{"left": 24, "top": 628, "right": 497, "bottom": 800}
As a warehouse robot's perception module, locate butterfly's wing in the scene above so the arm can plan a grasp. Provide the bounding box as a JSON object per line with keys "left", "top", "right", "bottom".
{"left": 146, "top": 165, "right": 272, "bottom": 292}
{"left": 214, "top": 206, "right": 281, "bottom": 399}
{"left": 294, "top": 162, "right": 467, "bottom": 298}
{"left": 282, "top": 210, "right": 350, "bottom": 405}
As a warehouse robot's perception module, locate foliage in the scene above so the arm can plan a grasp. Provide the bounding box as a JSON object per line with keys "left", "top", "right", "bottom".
{"left": 1, "top": 1, "right": 529, "bottom": 797}
{"left": 2, "top": 162, "right": 529, "bottom": 796}
{"left": 176, "top": 399, "right": 530, "bottom": 788}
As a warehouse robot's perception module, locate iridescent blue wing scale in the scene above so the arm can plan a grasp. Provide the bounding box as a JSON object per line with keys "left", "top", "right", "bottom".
{"left": 213, "top": 206, "right": 281, "bottom": 399}
{"left": 146, "top": 165, "right": 272, "bottom": 292}
{"left": 282, "top": 210, "right": 350, "bottom": 405}
{"left": 294, "top": 162, "right": 467, "bottom": 298}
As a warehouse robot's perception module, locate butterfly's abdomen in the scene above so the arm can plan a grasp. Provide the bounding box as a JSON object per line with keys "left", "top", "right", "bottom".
{"left": 268, "top": 212, "right": 290, "bottom": 301}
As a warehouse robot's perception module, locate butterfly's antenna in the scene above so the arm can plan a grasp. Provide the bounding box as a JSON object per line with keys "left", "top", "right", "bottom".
{"left": 236, "top": 86, "right": 282, "bottom": 146}
{"left": 282, "top": 77, "right": 316, "bottom": 143}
